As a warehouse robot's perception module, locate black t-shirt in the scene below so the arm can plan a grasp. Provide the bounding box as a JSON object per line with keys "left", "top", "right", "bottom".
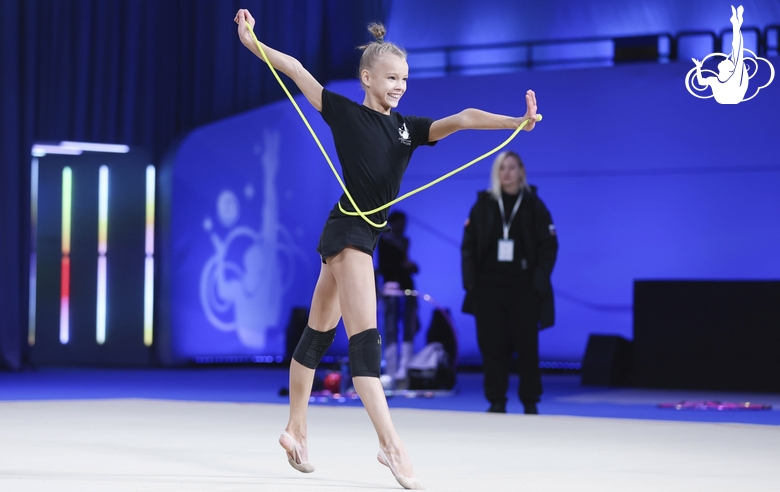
{"left": 319, "top": 88, "right": 436, "bottom": 229}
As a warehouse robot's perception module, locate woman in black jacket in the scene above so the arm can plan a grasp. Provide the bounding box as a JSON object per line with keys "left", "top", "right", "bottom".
{"left": 461, "top": 151, "right": 558, "bottom": 414}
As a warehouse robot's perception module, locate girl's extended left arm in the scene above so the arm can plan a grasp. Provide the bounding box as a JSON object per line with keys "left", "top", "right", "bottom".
{"left": 428, "top": 90, "right": 539, "bottom": 142}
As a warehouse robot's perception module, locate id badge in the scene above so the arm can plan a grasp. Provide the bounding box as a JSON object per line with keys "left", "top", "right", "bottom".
{"left": 497, "top": 239, "right": 514, "bottom": 262}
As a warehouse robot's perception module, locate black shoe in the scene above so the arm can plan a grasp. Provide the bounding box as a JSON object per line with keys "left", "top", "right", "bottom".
{"left": 523, "top": 403, "right": 539, "bottom": 415}
{"left": 487, "top": 402, "right": 506, "bottom": 413}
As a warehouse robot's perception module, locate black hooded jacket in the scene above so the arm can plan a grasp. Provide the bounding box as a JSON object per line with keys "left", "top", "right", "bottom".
{"left": 460, "top": 186, "right": 558, "bottom": 329}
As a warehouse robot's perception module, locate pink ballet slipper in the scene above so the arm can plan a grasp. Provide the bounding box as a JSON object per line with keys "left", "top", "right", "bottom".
{"left": 279, "top": 431, "right": 314, "bottom": 473}
{"left": 377, "top": 449, "right": 425, "bottom": 490}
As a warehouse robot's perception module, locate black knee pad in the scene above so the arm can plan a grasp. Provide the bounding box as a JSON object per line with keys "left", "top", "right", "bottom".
{"left": 292, "top": 326, "right": 336, "bottom": 369}
{"left": 348, "top": 328, "right": 382, "bottom": 378}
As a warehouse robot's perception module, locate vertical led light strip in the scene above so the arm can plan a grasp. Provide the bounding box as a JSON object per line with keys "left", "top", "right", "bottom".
{"left": 60, "top": 167, "right": 73, "bottom": 344}
{"left": 143, "top": 165, "right": 156, "bottom": 346}
{"left": 28, "top": 158, "right": 39, "bottom": 346}
{"left": 96, "top": 166, "right": 109, "bottom": 345}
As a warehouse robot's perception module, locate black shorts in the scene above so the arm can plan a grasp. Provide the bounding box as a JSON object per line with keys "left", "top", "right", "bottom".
{"left": 317, "top": 210, "right": 382, "bottom": 264}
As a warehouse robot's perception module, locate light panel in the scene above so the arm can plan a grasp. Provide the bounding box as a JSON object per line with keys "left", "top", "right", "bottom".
{"left": 98, "top": 166, "right": 108, "bottom": 254}
{"left": 31, "top": 143, "right": 155, "bottom": 364}
{"left": 60, "top": 167, "right": 72, "bottom": 344}
{"left": 96, "top": 256, "right": 107, "bottom": 344}
{"left": 61, "top": 141, "right": 130, "bottom": 153}
{"left": 145, "top": 165, "right": 155, "bottom": 256}
{"left": 96, "top": 165, "right": 109, "bottom": 344}
{"left": 61, "top": 168, "right": 72, "bottom": 256}
{"left": 33, "top": 145, "right": 82, "bottom": 157}
{"left": 144, "top": 165, "right": 156, "bottom": 346}
{"left": 28, "top": 158, "right": 39, "bottom": 346}
{"left": 144, "top": 257, "right": 154, "bottom": 347}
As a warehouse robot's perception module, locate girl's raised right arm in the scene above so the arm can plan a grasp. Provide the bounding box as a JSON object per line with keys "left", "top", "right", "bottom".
{"left": 235, "top": 9, "right": 323, "bottom": 111}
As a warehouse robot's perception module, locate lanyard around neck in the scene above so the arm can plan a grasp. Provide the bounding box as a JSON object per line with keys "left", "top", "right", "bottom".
{"left": 497, "top": 192, "right": 523, "bottom": 240}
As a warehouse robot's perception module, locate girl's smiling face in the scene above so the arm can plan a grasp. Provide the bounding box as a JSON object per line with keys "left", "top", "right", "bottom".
{"left": 361, "top": 54, "right": 408, "bottom": 113}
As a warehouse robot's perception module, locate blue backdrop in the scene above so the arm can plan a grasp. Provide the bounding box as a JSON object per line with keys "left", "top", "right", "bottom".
{"left": 3, "top": 0, "right": 778, "bottom": 368}
{"left": 162, "top": 100, "right": 336, "bottom": 361}
{"left": 161, "top": 57, "right": 779, "bottom": 363}
{"left": 388, "top": 0, "right": 780, "bottom": 48}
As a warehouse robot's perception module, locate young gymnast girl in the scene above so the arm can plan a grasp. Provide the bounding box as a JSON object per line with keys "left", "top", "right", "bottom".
{"left": 235, "top": 8, "right": 539, "bottom": 490}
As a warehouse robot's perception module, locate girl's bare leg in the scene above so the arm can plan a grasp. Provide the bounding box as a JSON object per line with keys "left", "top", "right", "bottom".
{"left": 327, "top": 247, "right": 418, "bottom": 480}
{"left": 281, "top": 262, "right": 341, "bottom": 463}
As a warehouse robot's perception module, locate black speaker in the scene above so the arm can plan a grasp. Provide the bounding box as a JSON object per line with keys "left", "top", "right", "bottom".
{"left": 634, "top": 281, "right": 780, "bottom": 392}
{"left": 581, "top": 335, "right": 633, "bottom": 386}
{"left": 613, "top": 35, "right": 659, "bottom": 63}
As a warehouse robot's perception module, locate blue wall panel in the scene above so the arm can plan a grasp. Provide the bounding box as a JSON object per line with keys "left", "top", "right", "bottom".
{"left": 166, "top": 99, "right": 341, "bottom": 360}
{"left": 388, "top": 0, "right": 780, "bottom": 49}
{"left": 164, "top": 57, "right": 779, "bottom": 363}
{"left": 395, "top": 61, "right": 779, "bottom": 362}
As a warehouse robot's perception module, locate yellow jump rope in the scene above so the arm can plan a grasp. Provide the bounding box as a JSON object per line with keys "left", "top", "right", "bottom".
{"left": 248, "top": 24, "right": 542, "bottom": 228}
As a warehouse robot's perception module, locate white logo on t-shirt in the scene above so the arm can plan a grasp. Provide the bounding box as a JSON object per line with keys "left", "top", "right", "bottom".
{"left": 398, "top": 123, "right": 411, "bottom": 145}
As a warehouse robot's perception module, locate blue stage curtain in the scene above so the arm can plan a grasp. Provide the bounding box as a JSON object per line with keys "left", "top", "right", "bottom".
{"left": 0, "top": 0, "right": 390, "bottom": 370}
{"left": 0, "top": 2, "right": 25, "bottom": 370}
